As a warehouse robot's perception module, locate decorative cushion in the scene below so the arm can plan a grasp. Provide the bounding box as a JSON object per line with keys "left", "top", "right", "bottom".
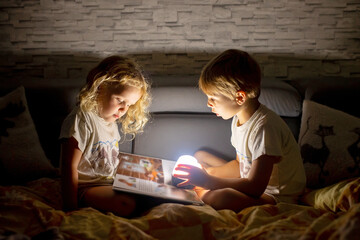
{"left": 301, "top": 177, "right": 360, "bottom": 212}
{"left": 0, "top": 86, "right": 56, "bottom": 184}
{"left": 298, "top": 100, "right": 360, "bottom": 188}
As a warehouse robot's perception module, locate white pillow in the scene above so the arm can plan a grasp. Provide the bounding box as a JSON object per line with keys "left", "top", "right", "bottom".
{"left": 149, "top": 81, "right": 302, "bottom": 117}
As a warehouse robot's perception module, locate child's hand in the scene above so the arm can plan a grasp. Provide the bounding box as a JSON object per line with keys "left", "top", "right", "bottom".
{"left": 173, "top": 164, "right": 209, "bottom": 188}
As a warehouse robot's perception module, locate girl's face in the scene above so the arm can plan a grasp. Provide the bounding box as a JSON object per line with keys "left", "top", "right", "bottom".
{"left": 98, "top": 84, "right": 142, "bottom": 123}
{"left": 206, "top": 93, "right": 240, "bottom": 120}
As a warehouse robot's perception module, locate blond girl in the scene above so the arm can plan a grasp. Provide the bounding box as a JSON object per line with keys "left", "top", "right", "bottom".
{"left": 60, "top": 56, "right": 151, "bottom": 217}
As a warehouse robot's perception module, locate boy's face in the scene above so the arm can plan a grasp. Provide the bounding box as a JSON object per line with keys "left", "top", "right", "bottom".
{"left": 206, "top": 93, "right": 240, "bottom": 120}
{"left": 98, "top": 84, "right": 142, "bottom": 122}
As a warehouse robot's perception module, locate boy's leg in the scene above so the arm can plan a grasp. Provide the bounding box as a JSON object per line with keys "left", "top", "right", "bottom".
{"left": 83, "top": 186, "right": 137, "bottom": 217}
{"left": 195, "top": 150, "right": 240, "bottom": 178}
{"left": 202, "top": 188, "right": 276, "bottom": 212}
{"left": 194, "top": 150, "right": 228, "bottom": 168}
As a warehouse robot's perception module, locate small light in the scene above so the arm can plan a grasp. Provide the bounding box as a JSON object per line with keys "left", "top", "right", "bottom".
{"left": 172, "top": 155, "right": 202, "bottom": 177}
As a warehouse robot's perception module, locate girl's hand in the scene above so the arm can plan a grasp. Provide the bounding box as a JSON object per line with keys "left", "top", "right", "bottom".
{"left": 173, "top": 164, "right": 210, "bottom": 188}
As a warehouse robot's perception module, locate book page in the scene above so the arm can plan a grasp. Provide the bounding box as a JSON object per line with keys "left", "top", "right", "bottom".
{"left": 113, "top": 152, "right": 203, "bottom": 205}
{"left": 161, "top": 159, "right": 176, "bottom": 185}
{"left": 115, "top": 153, "right": 165, "bottom": 184}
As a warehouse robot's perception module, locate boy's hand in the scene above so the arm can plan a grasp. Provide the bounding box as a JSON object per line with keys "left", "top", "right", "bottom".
{"left": 173, "top": 164, "right": 209, "bottom": 188}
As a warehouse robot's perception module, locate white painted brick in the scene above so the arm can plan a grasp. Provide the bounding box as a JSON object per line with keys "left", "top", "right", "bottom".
{"left": 121, "top": 12, "right": 153, "bottom": 20}
{"left": 21, "top": 42, "right": 48, "bottom": 49}
{"left": 46, "top": 41, "right": 75, "bottom": 49}
{"left": 335, "top": 31, "right": 360, "bottom": 39}
{"left": 232, "top": 31, "right": 249, "bottom": 40}
{"left": 137, "top": 33, "right": 169, "bottom": 41}
{"left": 82, "top": 31, "right": 113, "bottom": 41}
{"left": 28, "top": 33, "right": 54, "bottom": 42}
{"left": 0, "top": 34, "right": 10, "bottom": 43}
{"left": 96, "top": 17, "right": 115, "bottom": 27}
{"left": 263, "top": 64, "right": 288, "bottom": 77}
{"left": 212, "top": 0, "right": 247, "bottom": 5}
{"left": 322, "top": 61, "right": 341, "bottom": 74}
{"left": 315, "top": 8, "right": 343, "bottom": 16}
{"left": 318, "top": 16, "right": 337, "bottom": 25}
{"left": 93, "top": 0, "right": 125, "bottom": 9}
{"left": 234, "top": 19, "right": 256, "bottom": 26}
{"left": 10, "top": 31, "right": 28, "bottom": 42}
{"left": 55, "top": 34, "right": 82, "bottom": 42}
{"left": 305, "top": 0, "right": 323, "bottom": 4}
{"left": 77, "top": 19, "right": 97, "bottom": 28}
{"left": 53, "top": 20, "right": 77, "bottom": 27}
{"left": 114, "top": 19, "right": 134, "bottom": 30}
{"left": 113, "top": 33, "right": 136, "bottom": 41}
{"left": 82, "top": 0, "right": 99, "bottom": 7}
{"left": 10, "top": 11, "right": 32, "bottom": 21}
{"left": 0, "top": 0, "right": 359, "bottom": 82}
{"left": 70, "top": 41, "right": 96, "bottom": 51}
{"left": 213, "top": 6, "right": 232, "bottom": 19}
{"left": 291, "top": 39, "right": 316, "bottom": 49}
{"left": 231, "top": 8, "right": 254, "bottom": 19}
{"left": 275, "top": 18, "right": 299, "bottom": 25}
{"left": 40, "top": 0, "right": 54, "bottom": 7}
{"left": 316, "top": 39, "right": 340, "bottom": 50}
{"left": 241, "top": 40, "right": 268, "bottom": 48}
{"left": 0, "top": 11, "right": 9, "bottom": 21}
{"left": 255, "top": 18, "right": 276, "bottom": 26}
{"left": 153, "top": 9, "right": 178, "bottom": 23}
{"left": 253, "top": 32, "right": 275, "bottom": 40}
{"left": 323, "top": 2, "right": 347, "bottom": 7}
{"left": 300, "top": 18, "right": 317, "bottom": 25}
{"left": 186, "top": 40, "right": 213, "bottom": 51}
{"left": 305, "top": 31, "right": 334, "bottom": 39}
{"left": 90, "top": 9, "right": 120, "bottom": 17}
{"left": 275, "top": 32, "right": 304, "bottom": 40}
{"left": 336, "top": 17, "right": 357, "bottom": 28}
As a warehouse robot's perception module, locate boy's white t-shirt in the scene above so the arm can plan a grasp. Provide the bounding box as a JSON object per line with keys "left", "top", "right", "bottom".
{"left": 60, "top": 106, "right": 121, "bottom": 185}
{"left": 231, "top": 104, "right": 306, "bottom": 203}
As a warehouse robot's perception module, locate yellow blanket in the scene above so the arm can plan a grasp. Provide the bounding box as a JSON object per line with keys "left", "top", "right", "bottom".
{"left": 1, "top": 177, "right": 359, "bottom": 239}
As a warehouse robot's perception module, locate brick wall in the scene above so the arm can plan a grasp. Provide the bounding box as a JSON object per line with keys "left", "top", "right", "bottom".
{"left": 0, "top": 0, "right": 359, "bottom": 85}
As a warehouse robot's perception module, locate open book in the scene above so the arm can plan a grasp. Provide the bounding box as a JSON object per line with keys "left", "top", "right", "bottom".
{"left": 113, "top": 152, "right": 204, "bottom": 205}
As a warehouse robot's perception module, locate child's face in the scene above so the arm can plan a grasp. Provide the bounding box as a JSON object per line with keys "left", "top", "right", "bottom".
{"left": 206, "top": 93, "right": 240, "bottom": 120}
{"left": 98, "top": 84, "right": 142, "bottom": 123}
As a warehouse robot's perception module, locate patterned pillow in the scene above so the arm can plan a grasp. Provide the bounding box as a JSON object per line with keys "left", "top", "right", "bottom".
{"left": 0, "top": 86, "right": 56, "bottom": 184}
{"left": 298, "top": 100, "right": 360, "bottom": 189}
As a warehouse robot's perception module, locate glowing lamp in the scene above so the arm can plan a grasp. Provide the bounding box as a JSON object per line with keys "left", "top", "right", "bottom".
{"left": 172, "top": 155, "right": 202, "bottom": 178}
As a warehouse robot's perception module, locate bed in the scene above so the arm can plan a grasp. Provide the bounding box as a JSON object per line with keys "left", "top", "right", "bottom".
{"left": 1, "top": 77, "right": 359, "bottom": 239}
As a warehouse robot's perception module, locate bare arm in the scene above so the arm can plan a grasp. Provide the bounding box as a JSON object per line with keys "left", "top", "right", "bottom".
{"left": 60, "top": 137, "right": 82, "bottom": 211}
{"left": 174, "top": 155, "right": 280, "bottom": 198}
{"left": 206, "top": 159, "right": 240, "bottom": 178}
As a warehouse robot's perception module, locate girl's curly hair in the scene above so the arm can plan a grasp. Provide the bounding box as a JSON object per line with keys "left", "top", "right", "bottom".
{"left": 78, "top": 55, "right": 151, "bottom": 139}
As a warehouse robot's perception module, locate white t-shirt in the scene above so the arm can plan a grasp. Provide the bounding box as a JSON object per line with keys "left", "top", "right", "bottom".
{"left": 231, "top": 104, "right": 306, "bottom": 203}
{"left": 60, "top": 106, "right": 121, "bottom": 185}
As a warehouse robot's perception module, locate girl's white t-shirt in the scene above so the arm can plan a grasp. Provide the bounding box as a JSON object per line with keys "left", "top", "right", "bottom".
{"left": 60, "top": 106, "right": 121, "bottom": 185}
{"left": 231, "top": 104, "right": 306, "bottom": 203}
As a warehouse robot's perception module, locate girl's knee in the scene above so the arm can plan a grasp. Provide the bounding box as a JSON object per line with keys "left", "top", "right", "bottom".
{"left": 113, "top": 195, "right": 136, "bottom": 217}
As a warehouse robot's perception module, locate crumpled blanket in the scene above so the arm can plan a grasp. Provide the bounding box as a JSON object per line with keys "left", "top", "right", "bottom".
{"left": 1, "top": 178, "right": 359, "bottom": 240}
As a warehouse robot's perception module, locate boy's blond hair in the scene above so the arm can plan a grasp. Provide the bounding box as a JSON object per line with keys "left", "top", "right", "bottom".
{"left": 199, "top": 49, "right": 261, "bottom": 99}
{"left": 79, "top": 56, "right": 151, "bottom": 138}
